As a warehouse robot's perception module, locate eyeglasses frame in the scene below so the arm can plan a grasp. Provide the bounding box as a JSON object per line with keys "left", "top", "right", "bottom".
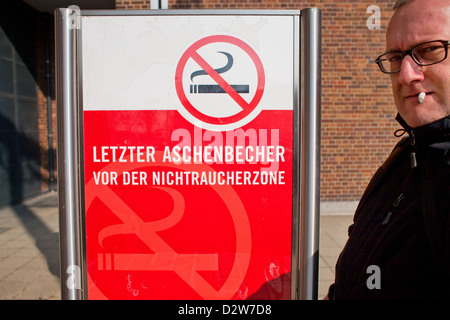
{"left": 375, "top": 40, "right": 450, "bottom": 74}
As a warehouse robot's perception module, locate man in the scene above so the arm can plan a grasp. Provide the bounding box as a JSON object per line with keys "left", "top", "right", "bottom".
{"left": 327, "top": 0, "right": 450, "bottom": 299}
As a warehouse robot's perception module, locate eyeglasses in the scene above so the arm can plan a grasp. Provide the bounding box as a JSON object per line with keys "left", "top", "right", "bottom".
{"left": 375, "top": 40, "right": 450, "bottom": 74}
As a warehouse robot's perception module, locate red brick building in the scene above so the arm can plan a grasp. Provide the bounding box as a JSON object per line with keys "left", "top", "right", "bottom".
{"left": 1, "top": 0, "right": 398, "bottom": 206}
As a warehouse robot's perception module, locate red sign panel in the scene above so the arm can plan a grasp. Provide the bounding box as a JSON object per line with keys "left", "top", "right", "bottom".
{"left": 83, "top": 110, "right": 293, "bottom": 299}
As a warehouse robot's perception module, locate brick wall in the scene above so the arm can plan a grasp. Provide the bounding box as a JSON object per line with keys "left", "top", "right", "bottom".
{"left": 116, "top": 0, "right": 400, "bottom": 201}
{"left": 116, "top": 0, "right": 150, "bottom": 9}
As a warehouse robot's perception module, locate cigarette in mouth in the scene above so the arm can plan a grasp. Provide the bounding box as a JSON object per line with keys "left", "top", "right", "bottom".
{"left": 418, "top": 92, "right": 426, "bottom": 104}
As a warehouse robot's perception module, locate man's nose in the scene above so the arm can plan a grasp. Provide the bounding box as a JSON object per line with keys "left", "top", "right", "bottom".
{"left": 397, "top": 55, "right": 424, "bottom": 84}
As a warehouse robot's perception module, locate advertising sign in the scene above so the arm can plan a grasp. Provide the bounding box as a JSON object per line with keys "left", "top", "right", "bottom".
{"left": 56, "top": 8, "right": 323, "bottom": 300}
{"left": 81, "top": 14, "right": 296, "bottom": 300}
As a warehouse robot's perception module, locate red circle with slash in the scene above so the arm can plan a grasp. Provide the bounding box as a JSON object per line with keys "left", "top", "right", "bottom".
{"left": 175, "top": 35, "right": 265, "bottom": 126}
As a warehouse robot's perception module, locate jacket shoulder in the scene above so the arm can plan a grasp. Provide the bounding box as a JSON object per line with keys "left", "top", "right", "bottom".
{"left": 351, "top": 137, "right": 409, "bottom": 228}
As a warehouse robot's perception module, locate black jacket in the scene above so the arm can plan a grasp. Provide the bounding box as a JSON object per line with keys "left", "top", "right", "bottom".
{"left": 328, "top": 114, "right": 450, "bottom": 300}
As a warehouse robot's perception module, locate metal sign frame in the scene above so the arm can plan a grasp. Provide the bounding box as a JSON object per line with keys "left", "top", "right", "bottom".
{"left": 55, "top": 8, "right": 321, "bottom": 300}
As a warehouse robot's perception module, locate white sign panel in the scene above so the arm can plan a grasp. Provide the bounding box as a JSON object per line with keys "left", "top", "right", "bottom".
{"left": 81, "top": 15, "right": 294, "bottom": 130}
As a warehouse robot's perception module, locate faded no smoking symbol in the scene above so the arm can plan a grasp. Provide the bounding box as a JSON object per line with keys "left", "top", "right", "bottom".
{"left": 175, "top": 35, "right": 265, "bottom": 130}
{"left": 84, "top": 156, "right": 253, "bottom": 299}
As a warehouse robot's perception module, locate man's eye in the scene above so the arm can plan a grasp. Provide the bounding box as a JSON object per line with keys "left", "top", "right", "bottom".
{"left": 388, "top": 55, "right": 401, "bottom": 62}
{"left": 424, "top": 45, "right": 440, "bottom": 52}
{"left": 418, "top": 46, "right": 439, "bottom": 54}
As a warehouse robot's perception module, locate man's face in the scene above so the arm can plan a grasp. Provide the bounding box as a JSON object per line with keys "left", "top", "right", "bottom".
{"left": 386, "top": 0, "right": 450, "bottom": 128}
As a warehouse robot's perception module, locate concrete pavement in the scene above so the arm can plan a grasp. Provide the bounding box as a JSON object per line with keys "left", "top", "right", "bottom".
{"left": 0, "top": 192, "right": 354, "bottom": 300}
{"left": 0, "top": 192, "right": 60, "bottom": 299}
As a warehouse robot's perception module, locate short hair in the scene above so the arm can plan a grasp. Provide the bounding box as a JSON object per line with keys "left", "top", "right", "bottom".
{"left": 393, "top": 0, "right": 412, "bottom": 9}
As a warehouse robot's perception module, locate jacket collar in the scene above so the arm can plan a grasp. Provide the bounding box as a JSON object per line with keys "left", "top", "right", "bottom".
{"left": 396, "top": 114, "right": 450, "bottom": 144}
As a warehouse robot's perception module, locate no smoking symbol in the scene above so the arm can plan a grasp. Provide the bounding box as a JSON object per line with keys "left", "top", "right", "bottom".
{"left": 175, "top": 35, "right": 265, "bottom": 130}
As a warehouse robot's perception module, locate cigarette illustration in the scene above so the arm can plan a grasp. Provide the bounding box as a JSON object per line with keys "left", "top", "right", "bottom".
{"left": 190, "top": 51, "right": 249, "bottom": 94}
{"left": 190, "top": 84, "right": 249, "bottom": 94}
